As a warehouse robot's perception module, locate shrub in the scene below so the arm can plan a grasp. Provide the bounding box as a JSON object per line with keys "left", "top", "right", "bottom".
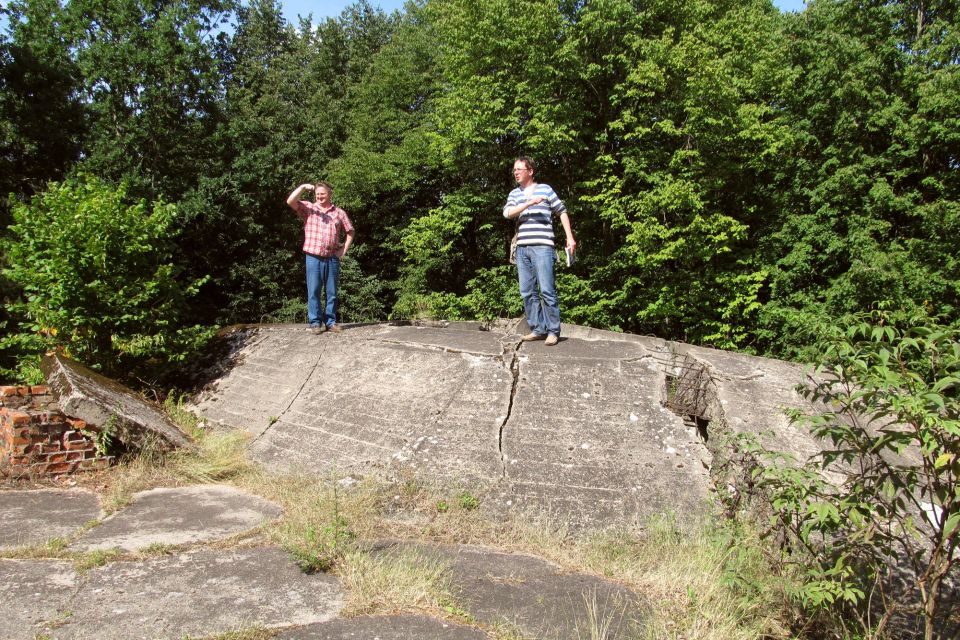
{"left": 2, "top": 176, "right": 214, "bottom": 380}
{"left": 749, "top": 315, "right": 959, "bottom": 639}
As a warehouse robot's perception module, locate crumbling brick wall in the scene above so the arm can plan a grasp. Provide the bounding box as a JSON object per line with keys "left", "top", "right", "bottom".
{"left": 0, "top": 385, "right": 113, "bottom": 479}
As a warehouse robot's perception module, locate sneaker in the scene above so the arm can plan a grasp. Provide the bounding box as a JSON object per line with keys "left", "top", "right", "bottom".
{"left": 544, "top": 335, "right": 559, "bottom": 346}
{"left": 327, "top": 324, "right": 342, "bottom": 333}
{"left": 310, "top": 325, "right": 325, "bottom": 335}
{"left": 521, "top": 332, "right": 546, "bottom": 342}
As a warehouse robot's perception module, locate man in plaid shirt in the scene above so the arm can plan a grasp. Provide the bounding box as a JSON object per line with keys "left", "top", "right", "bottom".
{"left": 286, "top": 181, "right": 355, "bottom": 334}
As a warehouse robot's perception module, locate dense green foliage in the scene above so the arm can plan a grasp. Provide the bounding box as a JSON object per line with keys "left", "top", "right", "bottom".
{"left": 0, "top": 0, "right": 957, "bottom": 376}
{"left": 744, "top": 316, "right": 959, "bottom": 639}
{"left": 2, "top": 177, "right": 213, "bottom": 379}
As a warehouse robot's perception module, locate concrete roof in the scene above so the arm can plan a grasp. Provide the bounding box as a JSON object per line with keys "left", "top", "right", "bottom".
{"left": 191, "top": 322, "right": 822, "bottom": 528}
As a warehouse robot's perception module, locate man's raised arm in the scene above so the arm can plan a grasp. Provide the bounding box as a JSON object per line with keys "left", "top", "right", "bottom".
{"left": 287, "top": 183, "right": 314, "bottom": 216}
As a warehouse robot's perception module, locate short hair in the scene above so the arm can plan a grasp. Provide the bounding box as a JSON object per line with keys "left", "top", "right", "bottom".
{"left": 515, "top": 156, "right": 536, "bottom": 173}
{"left": 316, "top": 181, "right": 333, "bottom": 193}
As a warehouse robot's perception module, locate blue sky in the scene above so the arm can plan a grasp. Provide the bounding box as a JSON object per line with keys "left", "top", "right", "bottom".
{"left": 1, "top": 0, "right": 809, "bottom": 36}
{"left": 282, "top": 0, "right": 808, "bottom": 24}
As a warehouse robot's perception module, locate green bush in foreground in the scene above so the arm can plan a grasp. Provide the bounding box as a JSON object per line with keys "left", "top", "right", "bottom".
{"left": 747, "top": 316, "right": 959, "bottom": 640}
{"left": 2, "top": 176, "right": 214, "bottom": 381}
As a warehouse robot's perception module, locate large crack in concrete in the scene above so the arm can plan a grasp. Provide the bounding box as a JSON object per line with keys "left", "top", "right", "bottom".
{"left": 496, "top": 340, "right": 524, "bottom": 480}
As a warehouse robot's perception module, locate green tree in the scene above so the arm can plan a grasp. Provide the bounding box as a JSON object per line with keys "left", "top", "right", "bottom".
{"left": 327, "top": 2, "right": 442, "bottom": 317}
{"left": 0, "top": 0, "right": 86, "bottom": 219}
{"left": 2, "top": 176, "right": 212, "bottom": 380}
{"left": 49, "top": 0, "right": 234, "bottom": 201}
{"left": 756, "top": 0, "right": 960, "bottom": 358}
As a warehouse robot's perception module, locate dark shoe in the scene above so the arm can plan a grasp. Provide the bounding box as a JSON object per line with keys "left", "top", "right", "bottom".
{"left": 310, "top": 325, "right": 325, "bottom": 335}
{"left": 544, "top": 334, "right": 559, "bottom": 346}
{"left": 521, "top": 332, "right": 546, "bottom": 342}
{"left": 327, "top": 324, "right": 342, "bottom": 333}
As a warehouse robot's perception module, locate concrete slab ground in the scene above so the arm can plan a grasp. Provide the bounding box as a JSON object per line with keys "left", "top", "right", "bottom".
{"left": 192, "top": 322, "right": 819, "bottom": 528}
{"left": 275, "top": 615, "right": 488, "bottom": 639}
{"left": 373, "top": 540, "right": 646, "bottom": 639}
{"left": 0, "top": 558, "right": 79, "bottom": 639}
{"left": 70, "top": 485, "right": 282, "bottom": 551}
{"left": 0, "top": 489, "right": 101, "bottom": 549}
{"left": 11, "top": 547, "right": 344, "bottom": 640}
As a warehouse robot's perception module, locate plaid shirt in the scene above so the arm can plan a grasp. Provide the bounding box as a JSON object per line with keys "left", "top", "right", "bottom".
{"left": 296, "top": 201, "right": 354, "bottom": 257}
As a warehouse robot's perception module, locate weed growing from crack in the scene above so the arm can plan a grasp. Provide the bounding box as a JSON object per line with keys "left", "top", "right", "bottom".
{"left": 74, "top": 547, "right": 121, "bottom": 572}
{"left": 456, "top": 491, "right": 479, "bottom": 511}
{"left": 182, "top": 627, "right": 272, "bottom": 640}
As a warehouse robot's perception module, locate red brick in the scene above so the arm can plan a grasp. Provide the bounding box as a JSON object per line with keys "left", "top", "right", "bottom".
{"left": 64, "top": 430, "right": 88, "bottom": 442}
{"left": 46, "top": 452, "right": 68, "bottom": 464}
{"left": 38, "top": 442, "right": 64, "bottom": 455}
{"left": 7, "top": 438, "right": 33, "bottom": 454}
{"left": 66, "top": 418, "right": 88, "bottom": 430}
{"left": 7, "top": 411, "right": 31, "bottom": 426}
{"left": 0, "top": 386, "right": 20, "bottom": 397}
{"left": 64, "top": 440, "right": 93, "bottom": 452}
{"left": 30, "top": 386, "right": 49, "bottom": 396}
{"left": 66, "top": 450, "right": 88, "bottom": 462}
{"left": 27, "top": 460, "right": 75, "bottom": 476}
{"left": 45, "top": 461, "right": 79, "bottom": 475}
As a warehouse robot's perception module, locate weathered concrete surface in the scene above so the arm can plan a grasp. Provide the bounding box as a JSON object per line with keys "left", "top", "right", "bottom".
{"left": 12, "top": 547, "right": 344, "bottom": 640}
{"left": 70, "top": 484, "right": 282, "bottom": 551}
{"left": 373, "top": 540, "right": 646, "bottom": 639}
{"left": 0, "top": 482, "right": 656, "bottom": 640}
{"left": 275, "top": 615, "right": 488, "bottom": 639}
{"left": 191, "top": 322, "right": 822, "bottom": 528}
{"left": 680, "top": 344, "right": 822, "bottom": 461}
{"left": 0, "top": 489, "right": 101, "bottom": 549}
{"left": 0, "top": 559, "right": 79, "bottom": 639}
{"left": 498, "top": 336, "right": 708, "bottom": 524}
{"left": 194, "top": 324, "right": 512, "bottom": 487}
{"left": 41, "top": 352, "right": 192, "bottom": 451}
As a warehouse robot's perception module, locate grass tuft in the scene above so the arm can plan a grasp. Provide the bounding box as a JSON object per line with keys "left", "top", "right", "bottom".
{"left": 337, "top": 547, "right": 458, "bottom": 618}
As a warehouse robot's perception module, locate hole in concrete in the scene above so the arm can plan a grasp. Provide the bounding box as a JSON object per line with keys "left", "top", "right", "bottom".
{"left": 663, "top": 372, "right": 711, "bottom": 442}
{"left": 682, "top": 414, "right": 710, "bottom": 443}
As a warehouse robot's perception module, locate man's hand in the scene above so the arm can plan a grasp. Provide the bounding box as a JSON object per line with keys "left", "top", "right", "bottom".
{"left": 566, "top": 236, "right": 577, "bottom": 254}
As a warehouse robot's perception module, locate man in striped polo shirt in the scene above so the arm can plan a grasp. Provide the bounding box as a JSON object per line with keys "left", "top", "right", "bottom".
{"left": 503, "top": 156, "right": 576, "bottom": 346}
{"left": 286, "top": 181, "right": 355, "bottom": 334}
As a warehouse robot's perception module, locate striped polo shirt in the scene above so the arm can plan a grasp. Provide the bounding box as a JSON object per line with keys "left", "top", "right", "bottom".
{"left": 503, "top": 183, "right": 567, "bottom": 247}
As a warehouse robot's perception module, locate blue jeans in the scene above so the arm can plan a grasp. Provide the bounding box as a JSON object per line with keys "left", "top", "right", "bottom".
{"left": 517, "top": 245, "right": 560, "bottom": 337}
{"left": 305, "top": 254, "right": 340, "bottom": 327}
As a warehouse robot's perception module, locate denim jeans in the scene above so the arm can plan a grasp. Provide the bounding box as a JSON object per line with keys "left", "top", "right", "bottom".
{"left": 305, "top": 253, "right": 340, "bottom": 327}
{"left": 516, "top": 245, "right": 560, "bottom": 337}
